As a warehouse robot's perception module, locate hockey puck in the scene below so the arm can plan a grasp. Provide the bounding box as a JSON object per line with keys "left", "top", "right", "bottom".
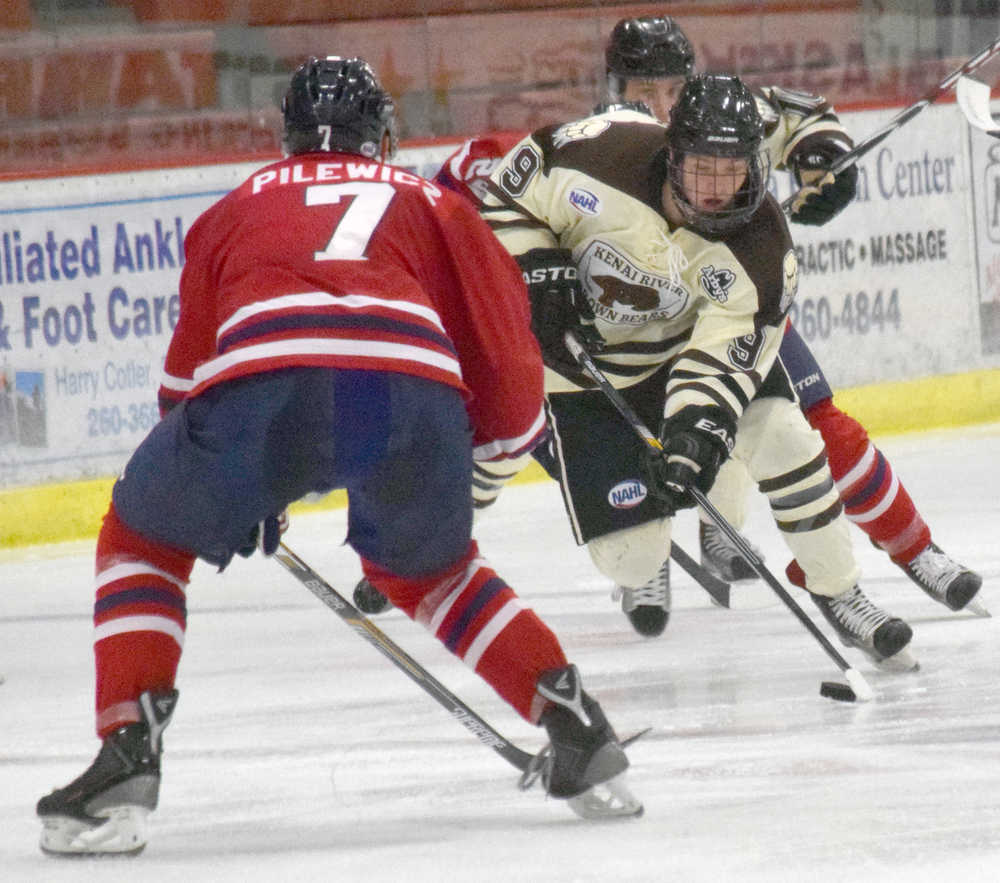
{"left": 819, "top": 681, "right": 856, "bottom": 702}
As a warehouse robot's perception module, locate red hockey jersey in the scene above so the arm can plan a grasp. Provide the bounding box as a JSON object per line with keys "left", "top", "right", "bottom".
{"left": 433, "top": 133, "right": 525, "bottom": 204}
{"left": 159, "top": 153, "right": 546, "bottom": 460}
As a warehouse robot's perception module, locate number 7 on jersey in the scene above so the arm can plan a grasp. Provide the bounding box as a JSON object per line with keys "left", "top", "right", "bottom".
{"left": 305, "top": 182, "right": 395, "bottom": 261}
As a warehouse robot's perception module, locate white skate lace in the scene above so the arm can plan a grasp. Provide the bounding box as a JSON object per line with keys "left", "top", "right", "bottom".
{"left": 702, "top": 524, "right": 734, "bottom": 562}
{"left": 613, "top": 562, "right": 669, "bottom": 611}
{"left": 702, "top": 524, "right": 760, "bottom": 566}
{"left": 828, "top": 586, "right": 889, "bottom": 643}
{"left": 908, "top": 545, "right": 963, "bottom": 598}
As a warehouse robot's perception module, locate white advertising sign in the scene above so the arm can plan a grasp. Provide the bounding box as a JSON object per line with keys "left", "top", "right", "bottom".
{"left": 768, "top": 102, "right": 982, "bottom": 391}
{"left": 0, "top": 147, "right": 455, "bottom": 487}
{"left": 965, "top": 107, "right": 1000, "bottom": 355}
{"left": 1, "top": 105, "right": 998, "bottom": 488}
{"left": 0, "top": 163, "right": 260, "bottom": 486}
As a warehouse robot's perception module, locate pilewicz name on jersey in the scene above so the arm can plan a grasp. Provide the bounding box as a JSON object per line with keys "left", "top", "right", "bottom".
{"left": 163, "top": 153, "right": 548, "bottom": 463}
{"left": 480, "top": 106, "right": 797, "bottom": 430}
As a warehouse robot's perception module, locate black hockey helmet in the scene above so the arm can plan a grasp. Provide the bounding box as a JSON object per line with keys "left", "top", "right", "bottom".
{"left": 281, "top": 56, "right": 398, "bottom": 160}
{"left": 666, "top": 74, "right": 768, "bottom": 235}
{"left": 605, "top": 16, "right": 695, "bottom": 101}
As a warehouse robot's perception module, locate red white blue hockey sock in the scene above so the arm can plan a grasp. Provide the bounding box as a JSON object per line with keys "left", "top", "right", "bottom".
{"left": 805, "top": 398, "right": 930, "bottom": 564}
{"left": 361, "top": 540, "right": 566, "bottom": 723}
{"left": 93, "top": 504, "right": 194, "bottom": 737}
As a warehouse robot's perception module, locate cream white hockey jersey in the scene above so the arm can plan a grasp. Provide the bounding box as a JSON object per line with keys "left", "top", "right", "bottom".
{"left": 481, "top": 108, "right": 799, "bottom": 430}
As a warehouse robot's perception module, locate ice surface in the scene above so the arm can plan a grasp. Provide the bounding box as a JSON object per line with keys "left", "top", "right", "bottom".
{"left": 3, "top": 423, "right": 1000, "bottom": 881}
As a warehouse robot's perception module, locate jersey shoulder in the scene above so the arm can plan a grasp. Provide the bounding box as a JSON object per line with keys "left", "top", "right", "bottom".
{"left": 529, "top": 113, "right": 667, "bottom": 208}
{"left": 719, "top": 195, "right": 796, "bottom": 327}
{"left": 435, "top": 134, "right": 524, "bottom": 204}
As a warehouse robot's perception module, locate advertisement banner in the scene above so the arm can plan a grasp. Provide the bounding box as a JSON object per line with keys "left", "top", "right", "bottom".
{"left": 767, "top": 102, "right": 983, "bottom": 391}
{"left": 2, "top": 103, "right": 998, "bottom": 489}
{"left": 0, "top": 146, "right": 455, "bottom": 488}
{"left": 0, "top": 163, "right": 257, "bottom": 486}
{"left": 967, "top": 106, "right": 1000, "bottom": 355}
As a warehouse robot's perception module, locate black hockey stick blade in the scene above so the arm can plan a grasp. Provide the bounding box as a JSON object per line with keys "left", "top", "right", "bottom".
{"left": 669, "top": 543, "right": 731, "bottom": 608}
{"left": 273, "top": 543, "right": 536, "bottom": 772}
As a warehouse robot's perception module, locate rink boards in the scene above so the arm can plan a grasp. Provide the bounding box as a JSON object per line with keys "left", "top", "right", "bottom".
{"left": 3, "top": 100, "right": 1000, "bottom": 547}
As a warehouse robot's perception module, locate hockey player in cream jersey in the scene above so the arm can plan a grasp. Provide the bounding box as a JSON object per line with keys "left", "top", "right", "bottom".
{"left": 603, "top": 17, "right": 858, "bottom": 229}
{"left": 354, "top": 15, "right": 982, "bottom": 633}
{"left": 599, "top": 16, "right": 981, "bottom": 631}
{"left": 479, "top": 73, "right": 916, "bottom": 669}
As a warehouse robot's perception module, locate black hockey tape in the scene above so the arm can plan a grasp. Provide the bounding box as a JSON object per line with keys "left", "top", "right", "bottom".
{"left": 819, "top": 681, "right": 856, "bottom": 702}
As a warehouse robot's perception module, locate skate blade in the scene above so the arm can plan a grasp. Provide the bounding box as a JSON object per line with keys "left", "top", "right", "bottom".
{"left": 873, "top": 646, "right": 920, "bottom": 673}
{"left": 621, "top": 727, "right": 652, "bottom": 749}
{"left": 965, "top": 599, "right": 991, "bottom": 618}
{"left": 40, "top": 807, "right": 149, "bottom": 857}
{"left": 566, "top": 772, "right": 643, "bottom": 821}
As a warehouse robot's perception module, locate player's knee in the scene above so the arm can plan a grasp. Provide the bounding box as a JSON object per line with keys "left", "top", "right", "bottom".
{"left": 803, "top": 397, "right": 870, "bottom": 473}
{"left": 587, "top": 518, "right": 671, "bottom": 586}
{"left": 737, "top": 397, "right": 824, "bottom": 481}
{"left": 704, "top": 456, "right": 753, "bottom": 526}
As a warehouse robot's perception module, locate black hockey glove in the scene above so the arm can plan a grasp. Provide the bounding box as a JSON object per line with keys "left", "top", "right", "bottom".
{"left": 237, "top": 510, "right": 289, "bottom": 559}
{"left": 516, "top": 247, "right": 604, "bottom": 379}
{"left": 644, "top": 406, "right": 735, "bottom": 514}
{"left": 787, "top": 141, "right": 858, "bottom": 226}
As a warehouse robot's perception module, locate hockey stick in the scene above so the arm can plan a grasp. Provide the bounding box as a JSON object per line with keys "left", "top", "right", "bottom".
{"left": 563, "top": 330, "right": 874, "bottom": 703}
{"left": 273, "top": 542, "right": 536, "bottom": 772}
{"left": 669, "top": 542, "right": 731, "bottom": 608}
{"left": 781, "top": 34, "right": 1000, "bottom": 213}
{"left": 956, "top": 75, "right": 1000, "bottom": 137}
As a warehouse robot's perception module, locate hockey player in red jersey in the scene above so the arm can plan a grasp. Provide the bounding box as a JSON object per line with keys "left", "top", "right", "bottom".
{"left": 35, "top": 56, "right": 641, "bottom": 857}
{"left": 355, "top": 15, "right": 982, "bottom": 636}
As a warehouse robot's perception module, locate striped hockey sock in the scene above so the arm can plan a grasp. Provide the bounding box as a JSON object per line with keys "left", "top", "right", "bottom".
{"left": 93, "top": 504, "right": 195, "bottom": 737}
{"left": 806, "top": 399, "right": 930, "bottom": 564}
{"left": 362, "top": 540, "right": 566, "bottom": 723}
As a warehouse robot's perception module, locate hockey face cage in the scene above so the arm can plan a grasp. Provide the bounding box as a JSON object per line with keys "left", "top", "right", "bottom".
{"left": 282, "top": 56, "right": 398, "bottom": 160}
{"left": 605, "top": 16, "right": 695, "bottom": 103}
{"left": 666, "top": 74, "right": 767, "bottom": 236}
{"left": 666, "top": 148, "right": 770, "bottom": 237}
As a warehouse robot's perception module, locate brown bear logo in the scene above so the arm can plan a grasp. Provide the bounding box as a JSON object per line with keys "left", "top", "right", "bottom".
{"left": 593, "top": 275, "right": 660, "bottom": 311}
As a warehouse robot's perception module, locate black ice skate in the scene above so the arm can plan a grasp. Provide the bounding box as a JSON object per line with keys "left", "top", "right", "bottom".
{"left": 902, "top": 542, "right": 985, "bottom": 613}
{"left": 613, "top": 560, "right": 670, "bottom": 637}
{"left": 521, "top": 664, "right": 642, "bottom": 820}
{"left": 353, "top": 577, "right": 391, "bottom": 615}
{"left": 811, "top": 585, "right": 917, "bottom": 670}
{"left": 699, "top": 521, "right": 759, "bottom": 582}
{"left": 37, "top": 689, "right": 178, "bottom": 856}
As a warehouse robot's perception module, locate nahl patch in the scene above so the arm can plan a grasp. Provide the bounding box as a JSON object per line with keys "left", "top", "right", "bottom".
{"left": 608, "top": 479, "right": 647, "bottom": 509}
{"left": 569, "top": 188, "right": 601, "bottom": 216}
{"left": 698, "top": 265, "right": 736, "bottom": 303}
